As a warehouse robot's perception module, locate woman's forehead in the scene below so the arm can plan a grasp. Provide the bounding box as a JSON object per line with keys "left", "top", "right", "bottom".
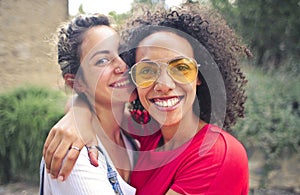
{"left": 85, "top": 25, "right": 118, "bottom": 40}
{"left": 80, "top": 26, "right": 119, "bottom": 60}
{"left": 136, "top": 31, "right": 194, "bottom": 59}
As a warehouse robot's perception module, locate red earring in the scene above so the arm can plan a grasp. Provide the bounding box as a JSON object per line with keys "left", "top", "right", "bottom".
{"left": 128, "top": 99, "right": 151, "bottom": 124}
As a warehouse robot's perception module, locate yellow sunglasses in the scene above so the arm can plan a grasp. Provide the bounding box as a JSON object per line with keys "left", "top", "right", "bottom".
{"left": 129, "top": 57, "right": 200, "bottom": 88}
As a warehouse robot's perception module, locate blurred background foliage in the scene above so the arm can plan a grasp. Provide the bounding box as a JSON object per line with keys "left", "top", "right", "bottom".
{"left": 0, "top": 0, "right": 299, "bottom": 192}
{"left": 207, "top": 0, "right": 300, "bottom": 189}
{"left": 0, "top": 87, "right": 65, "bottom": 184}
{"left": 210, "top": 0, "right": 300, "bottom": 72}
{"left": 233, "top": 65, "right": 300, "bottom": 188}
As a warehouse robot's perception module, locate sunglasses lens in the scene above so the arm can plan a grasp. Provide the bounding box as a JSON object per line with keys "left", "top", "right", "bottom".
{"left": 132, "top": 61, "right": 159, "bottom": 88}
{"left": 168, "top": 58, "right": 198, "bottom": 83}
{"left": 131, "top": 58, "right": 198, "bottom": 88}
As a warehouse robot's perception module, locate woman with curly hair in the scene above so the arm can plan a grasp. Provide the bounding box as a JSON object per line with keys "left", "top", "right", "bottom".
{"left": 43, "top": 5, "right": 250, "bottom": 194}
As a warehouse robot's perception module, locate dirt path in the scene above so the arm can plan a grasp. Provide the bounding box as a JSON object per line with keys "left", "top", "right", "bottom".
{"left": 0, "top": 182, "right": 39, "bottom": 195}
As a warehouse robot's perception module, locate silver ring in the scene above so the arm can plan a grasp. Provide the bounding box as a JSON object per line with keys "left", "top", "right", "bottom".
{"left": 70, "top": 146, "right": 81, "bottom": 152}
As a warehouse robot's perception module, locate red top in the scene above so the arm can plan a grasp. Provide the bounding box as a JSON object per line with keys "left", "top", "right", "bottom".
{"left": 130, "top": 124, "right": 249, "bottom": 195}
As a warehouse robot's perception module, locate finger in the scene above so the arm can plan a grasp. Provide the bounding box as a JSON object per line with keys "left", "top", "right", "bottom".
{"left": 49, "top": 138, "right": 74, "bottom": 178}
{"left": 83, "top": 116, "right": 100, "bottom": 166}
{"left": 87, "top": 147, "right": 99, "bottom": 167}
{"left": 47, "top": 126, "right": 79, "bottom": 177}
{"left": 43, "top": 127, "right": 55, "bottom": 158}
{"left": 57, "top": 140, "right": 84, "bottom": 181}
{"left": 84, "top": 135, "right": 99, "bottom": 166}
{"left": 44, "top": 129, "right": 62, "bottom": 173}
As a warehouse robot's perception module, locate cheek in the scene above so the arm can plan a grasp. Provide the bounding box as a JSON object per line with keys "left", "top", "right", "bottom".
{"left": 184, "top": 82, "right": 198, "bottom": 103}
{"left": 94, "top": 68, "right": 109, "bottom": 83}
{"left": 128, "top": 90, "right": 138, "bottom": 102}
{"left": 137, "top": 89, "right": 149, "bottom": 107}
{"left": 84, "top": 69, "right": 107, "bottom": 95}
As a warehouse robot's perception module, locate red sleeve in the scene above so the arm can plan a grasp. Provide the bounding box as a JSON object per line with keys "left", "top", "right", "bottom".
{"left": 207, "top": 131, "right": 249, "bottom": 195}
{"left": 170, "top": 131, "right": 226, "bottom": 194}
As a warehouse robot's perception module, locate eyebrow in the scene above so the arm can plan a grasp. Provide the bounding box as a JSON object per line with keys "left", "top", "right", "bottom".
{"left": 140, "top": 58, "right": 151, "bottom": 62}
{"left": 140, "top": 56, "right": 185, "bottom": 62}
{"left": 89, "top": 50, "right": 110, "bottom": 60}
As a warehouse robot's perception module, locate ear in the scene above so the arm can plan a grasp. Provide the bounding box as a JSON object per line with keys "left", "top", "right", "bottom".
{"left": 129, "top": 89, "right": 138, "bottom": 103}
{"left": 64, "top": 73, "right": 86, "bottom": 93}
{"left": 196, "top": 78, "right": 201, "bottom": 86}
{"left": 73, "top": 77, "right": 86, "bottom": 93}
{"left": 64, "top": 73, "right": 75, "bottom": 88}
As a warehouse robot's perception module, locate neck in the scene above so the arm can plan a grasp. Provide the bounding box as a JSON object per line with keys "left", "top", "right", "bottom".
{"left": 160, "top": 112, "right": 206, "bottom": 150}
{"left": 93, "top": 102, "right": 124, "bottom": 144}
{"left": 93, "top": 102, "right": 131, "bottom": 182}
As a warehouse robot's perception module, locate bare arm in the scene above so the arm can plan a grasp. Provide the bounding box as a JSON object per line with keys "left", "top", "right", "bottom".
{"left": 43, "top": 95, "right": 98, "bottom": 181}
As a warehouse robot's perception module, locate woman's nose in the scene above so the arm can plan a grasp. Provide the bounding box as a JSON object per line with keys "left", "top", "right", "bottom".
{"left": 153, "top": 69, "right": 175, "bottom": 93}
{"left": 114, "top": 56, "right": 127, "bottom": 74}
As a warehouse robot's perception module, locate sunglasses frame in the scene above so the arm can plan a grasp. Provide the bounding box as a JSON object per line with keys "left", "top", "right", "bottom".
{"left": 129, "top": 57, "right": 201, "bottom": 88}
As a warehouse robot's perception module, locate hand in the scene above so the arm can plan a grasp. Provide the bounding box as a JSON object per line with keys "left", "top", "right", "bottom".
{"left": 43, "top": 97, "right": 98, "bottom": 181}
{"left": 43, "top": 113, "right": 84, "bottom": 180}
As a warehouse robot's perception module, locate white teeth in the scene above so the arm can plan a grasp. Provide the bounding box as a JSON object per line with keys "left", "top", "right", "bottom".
{"left": 114, "top": 79, "right": 129, "bottom": 88}
{"left": 154, "top": 97, "right": 180, "bottom": 107}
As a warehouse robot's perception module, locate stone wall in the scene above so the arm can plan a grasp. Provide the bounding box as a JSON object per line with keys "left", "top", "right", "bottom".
{"left": 0, "top": 0, "right": 68, "bottom": 93}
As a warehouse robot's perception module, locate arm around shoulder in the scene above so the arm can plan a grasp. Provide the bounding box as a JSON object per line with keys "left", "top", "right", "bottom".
{"left": 43, "top": 147, "right": 116, "bottom": 195}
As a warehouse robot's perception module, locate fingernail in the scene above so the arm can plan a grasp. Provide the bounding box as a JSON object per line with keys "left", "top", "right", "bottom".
{"left": 91, "top": 159, "right": 99, "bottom": 167}
{"left": 58, "top": 175, "right": 64, "bottom": 182}
{"left": 88, "top": 151, "right": 99, "bottom": 167}
{"left": 46, "top": 168, "right": 50, "bottom": 173}
{"left": 50, "top": 174, "right": 55, "bottom": 179}
{"left": 90, "top": 154, "right": 99, "bottom": 167}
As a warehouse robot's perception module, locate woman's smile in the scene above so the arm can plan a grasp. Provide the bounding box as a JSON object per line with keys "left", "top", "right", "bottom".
{"left": 149, "top": 95, "right": 183, "bottom": 111}
{"left": 109, "top": 77, "right": 131, "bottom": 88}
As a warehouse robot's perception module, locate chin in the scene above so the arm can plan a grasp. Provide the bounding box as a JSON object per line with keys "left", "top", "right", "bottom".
{"left": 152, "top": 114, "right": 181, "bottom": 127}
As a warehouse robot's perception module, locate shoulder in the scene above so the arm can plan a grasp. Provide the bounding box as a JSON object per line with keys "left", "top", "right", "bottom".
{"left": 210, "top": 125, "right": 248, "bottom": 160}
{"left": 172, "top": 125, "right": 249, "bottom": 194}
{"left": 204, "top": 125, "right": 249, "bottom": 193}
{"left": 178, "top": 124, "right": 248, "bottom": 173}
{"left": 42, "top": 147, "right": 115, "bottom": 195}
{"left": 195, "top": 124, "right": 247, "bottom": 158}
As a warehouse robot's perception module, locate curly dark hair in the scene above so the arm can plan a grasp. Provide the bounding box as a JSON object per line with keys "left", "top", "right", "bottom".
{"left": 121, "top": 5, "right": 251, "bottom": 132}
{"left": 57, "top": 14, "right": 110, "bottom": 77}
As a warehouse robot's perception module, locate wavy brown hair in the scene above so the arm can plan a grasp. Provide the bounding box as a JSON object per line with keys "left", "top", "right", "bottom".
{"left": 57, "top": 14, "right": 110, "bottom": 77}
{"left": 121, "top": 5, "right": 251, "bottom": 132}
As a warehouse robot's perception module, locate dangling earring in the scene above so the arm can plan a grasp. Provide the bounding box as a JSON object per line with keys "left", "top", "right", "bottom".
{"left": 128, "top": 98, "right": 151, "bottom": 124}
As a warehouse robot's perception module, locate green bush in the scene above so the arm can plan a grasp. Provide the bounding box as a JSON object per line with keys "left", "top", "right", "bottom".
{"left": 0, "top": 86, "right": 66, "bottom": 184}
{"left": 233, "top": 66, "right": 300, "bottom": 187}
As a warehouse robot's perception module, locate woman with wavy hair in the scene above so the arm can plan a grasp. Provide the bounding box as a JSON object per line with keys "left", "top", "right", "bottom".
{"left": 40, "top": 14, "right": 137, "bottom": 194}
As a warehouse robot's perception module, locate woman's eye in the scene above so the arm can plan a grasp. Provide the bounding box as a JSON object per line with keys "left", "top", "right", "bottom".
{"left": 174, "top": 64, "right": 190, "bottom": 71}
{"left": 140, "top": 67, "right": 156, "bottom": 75}
{"left": 95, "top": 58, "right": 110, "bottom": 66}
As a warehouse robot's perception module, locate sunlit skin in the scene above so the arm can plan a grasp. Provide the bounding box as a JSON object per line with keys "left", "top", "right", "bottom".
{"left": 79, "top": 26, "right": 135, "bottom": 111}
{"left": 79, "top": 26, "right": 136, "bottom": 134}
{"left": 135, "top": 31, "right": 206, "bottom": 150}
{"left": 76, "top": 25, "right": 135, "bottom": 181}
